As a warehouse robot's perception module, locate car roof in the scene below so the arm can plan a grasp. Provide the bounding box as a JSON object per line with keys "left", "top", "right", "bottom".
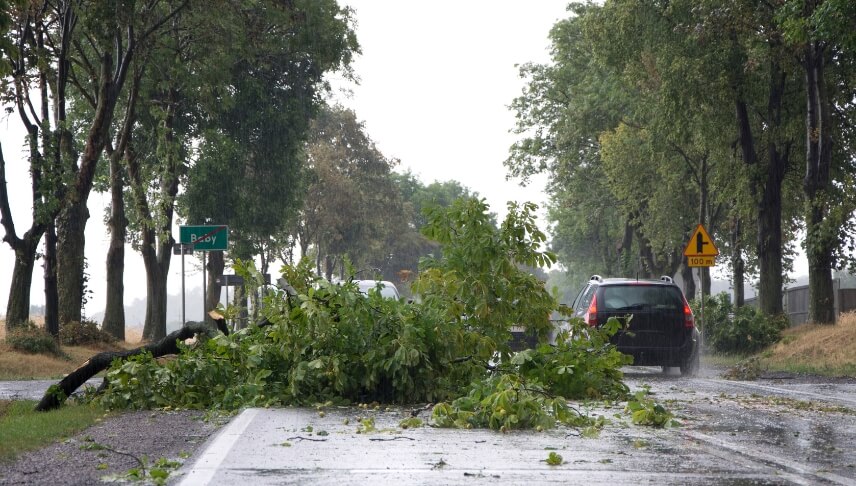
{"left": 354, "top": 280, "right": 400, "bottom": 298}
{"left": 354, "top": 279, "right": 398, "bottom": 288}
{"left": 588, "top": 275, "right": 678, "bottom": 287}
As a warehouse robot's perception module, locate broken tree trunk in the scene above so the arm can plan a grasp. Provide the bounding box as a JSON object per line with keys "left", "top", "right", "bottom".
{"left": 35, "top": 321, "right": 223, "bottom": 412}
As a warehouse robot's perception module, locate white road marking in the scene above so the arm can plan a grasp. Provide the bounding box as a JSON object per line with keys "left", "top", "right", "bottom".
{"left": 177, "top": 408, "right": 259, "bottom": 486}
{"left": 685, "top": 430, "right": 856, "bottom": 486}
{"left": 701, "top": 379, "right": 856, "bottom": 407}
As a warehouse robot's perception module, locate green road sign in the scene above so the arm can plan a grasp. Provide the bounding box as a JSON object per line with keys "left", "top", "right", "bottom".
{"left": 179, "top": 225, "right": 228, "bottom": 251}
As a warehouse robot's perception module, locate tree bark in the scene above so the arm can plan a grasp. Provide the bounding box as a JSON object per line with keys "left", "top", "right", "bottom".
{"left": 325, "top": 254, "right": 334, "bottom": 281}
{"left": 4, "top": 238, "right": 40, "bottom": 330}
{"left": 803, "top": 38, "right": 836, "bottom": 324}
{"left": 730, "top": 218, "right": 745, "bottom": 307}
{"left": 101, "top": 67, "right": 141, "bottom": 341}
{"left": 140, "top": 231, "right": 170, "bottom": 342}
{"left": 734, "top": 58, "right": 789, "bottom": 316}
{"left": 0, "top": 95, "right": 47, "bottom": 331}
{"left": 44, "top": 223, "right": 59, "bottom": 336}
{"left": 1, "top": 142, "right": 43, "bottom": 330}
{"left": 102, "top": 154, "right": 127, "bottom": 340}
{"left": 681, "top": 263, "right": 696, "bottom": 300}
{"left": 807, "top": 245, "right": 835, "bottom": 323}
{"left": 205, "top": 250, "right": 225, "bottom": 328}
{"left": 56, "top": 199, "right": 89, "bottom": 324}
{"left": 698, "top": 155, "right": 711, "bottom": 297}
{"left": 756, "top": 152, "right": 786, "bottom": 316}
{"left": 129, "top": 85, "right": 179, "bottom": 341}
{"left": 56, "top": 50, "right": 115, "bottom": 326}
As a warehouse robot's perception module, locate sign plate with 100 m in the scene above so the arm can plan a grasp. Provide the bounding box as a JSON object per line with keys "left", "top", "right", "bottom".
{"left": 683, "top": 224, "right": 718, "bottom": 268}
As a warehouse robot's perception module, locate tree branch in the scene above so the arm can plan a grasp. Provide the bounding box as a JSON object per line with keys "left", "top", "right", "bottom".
{"left": 0, "top": 143, "right": 23, "bottom": 248}
{"left": 138, "top": 1, "right": 190, "bottom": 44}
{"left": 35, "top": 322, "right": 219, "bottom": 412}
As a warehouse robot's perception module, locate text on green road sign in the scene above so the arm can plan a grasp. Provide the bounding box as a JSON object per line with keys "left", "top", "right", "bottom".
{"left": 179, "top": 225, "right": 228, "bottom": 251}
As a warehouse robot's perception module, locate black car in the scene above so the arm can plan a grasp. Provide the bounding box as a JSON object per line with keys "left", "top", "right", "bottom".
{"left": 571, "top": 275, "right": 700, "bottom": 376}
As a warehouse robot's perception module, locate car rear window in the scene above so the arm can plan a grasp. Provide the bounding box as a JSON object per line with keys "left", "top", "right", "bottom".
{"left": 601, "top": 285, "right": 683, "bottom": 311}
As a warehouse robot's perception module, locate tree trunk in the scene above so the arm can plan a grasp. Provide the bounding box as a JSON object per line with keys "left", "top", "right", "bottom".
{"left": 803, "top": 39, "right": 836, "bottom": 324}
{"left": 140, "top": 229, "right": 172, "bottom": 342}
{"left": 635, "top": 229, "right": 658, "bottom": 278}
{"left": 139, "top": 223, "right": 168, "bottom": 341}
{"left": 701, "top": 268, "right": 711, "bottom": 297}
{"left": 757, "top": 154, "right": 786, "bottom": 315}
{"left": 698, "top": 155, "right": 711, "bottom": 298}
{"left": 205, "top": 251, "right": 225, "bottom": 328}
{"left": 734, "top": 59, "right": 788, "bottom": 316}
{"left": 128, "top": 84, "right": 179, "bottom": 341}
{"left": 4, "top": 238, "right": 40, "bottom": 330}
{"left": 0, "top": 142, "right": 46, "bottom": 331}
{"left": 102, "top": 155, "right": 127, "bottom": 341}
{"left": 681, "top": 264, "right": 696, "bottom": 301}
{"left": 44, "top": 223, "right": 59, "bottom": 336}
{"left": 807, "top": 245, "right": 834, "bottom": 324}
{"left": 56, "top": 199, "right": 89, "bottom": 325}
{"left": 731, "top": 219, "right": 745, "bottom": 307}
{"left": 325, "top": 254, "right": 334, "bottom": 281}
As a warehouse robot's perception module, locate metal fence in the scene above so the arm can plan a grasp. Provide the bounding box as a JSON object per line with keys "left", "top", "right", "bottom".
{"left": 744, "top": 279, "right": 856, "bottom": 325}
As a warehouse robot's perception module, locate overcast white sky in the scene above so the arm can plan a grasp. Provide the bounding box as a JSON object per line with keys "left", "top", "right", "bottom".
{"left": 0, "top": 1, "right": 570, "bottom": 319}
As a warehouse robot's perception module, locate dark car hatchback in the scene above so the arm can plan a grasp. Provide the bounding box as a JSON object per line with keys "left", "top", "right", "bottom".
{"left": 571, "top": 275, "right": 699, "bottom": 376}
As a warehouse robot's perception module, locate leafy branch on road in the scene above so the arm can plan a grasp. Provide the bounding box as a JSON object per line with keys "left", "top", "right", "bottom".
{"left": 44, "top": 199, "right": 651, "bottom": 430}
{"left": 625, "top": 388, "right": 679, "bottom": 428}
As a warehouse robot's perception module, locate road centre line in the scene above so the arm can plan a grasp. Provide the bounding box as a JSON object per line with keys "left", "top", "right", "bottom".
{"left": 701, "top": 379, "right": 856, "bottom": 407}
{"left": 685, "top": 430, "right": 856, "bottom": 486}
{"left": 177, "top": 408, "right": 259, "bottom": 486}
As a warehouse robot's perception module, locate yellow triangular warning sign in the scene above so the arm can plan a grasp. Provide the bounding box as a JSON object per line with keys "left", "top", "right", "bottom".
{"left": 683, "top": 224, "right": 719, "bottom": 257}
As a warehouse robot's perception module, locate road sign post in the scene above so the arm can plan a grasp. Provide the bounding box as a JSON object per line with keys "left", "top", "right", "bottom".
{"left": 683, "top": 224, "right": 719, "bottom": 342}
{"left": 173, "top": 243, "right": 195, "bottom": 325}
{"left": 179, "top": 225, "right": 229, "bottom": 322}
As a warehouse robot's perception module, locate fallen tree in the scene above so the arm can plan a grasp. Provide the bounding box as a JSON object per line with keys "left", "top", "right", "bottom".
{"left": 34, "top": 200, "right": 636, "bottom": 431}
{"left": 35, "top": 320, "right": 225, "bottom": 412}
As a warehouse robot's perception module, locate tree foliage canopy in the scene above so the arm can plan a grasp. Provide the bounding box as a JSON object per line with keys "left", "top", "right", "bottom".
{"left": 507, "top": 0, "right": 856, "bottom": 316}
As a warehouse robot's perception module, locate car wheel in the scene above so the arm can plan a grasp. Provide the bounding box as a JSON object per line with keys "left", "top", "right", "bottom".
{"left": 680, "top": 328, "right": 701, "bottom": 377}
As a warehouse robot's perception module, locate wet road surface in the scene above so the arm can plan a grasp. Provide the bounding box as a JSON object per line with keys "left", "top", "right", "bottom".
{"left": 0, "top": 378, "right": 102, "bottom": 401}
{"left": 173, "top": 367, "right": 856, "bottom": 485}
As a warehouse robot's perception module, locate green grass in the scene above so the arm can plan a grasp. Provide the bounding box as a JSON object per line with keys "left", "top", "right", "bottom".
{"left": 0, "top": 400, "right": 107, "bottom": 463}
{"left": 758, "top": 360, "right": 856, "bottom": 378}
{"left": 701, "top": 353, "right": 746, "bottom": 368}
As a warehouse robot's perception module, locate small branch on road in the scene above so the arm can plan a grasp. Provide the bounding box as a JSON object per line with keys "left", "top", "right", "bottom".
{"left": 81, "top": 439, "right": 146, "bottom": 474}
{"left": 286, "top": 436, "right": 328, "bottom": 442}
{"left": 368, "top": 436, "right": 415, "bottom": 442}
{"left": 409, "top": 403, "right": 433, "bottom": 417}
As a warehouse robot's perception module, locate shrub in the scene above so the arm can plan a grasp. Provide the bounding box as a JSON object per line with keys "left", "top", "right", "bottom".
{"left": 59, "top": 320, "right": 116, "bottom": 347}
{"left": 5, "top": 322, "right": 63, "bottom": 356}
{"left": 692, "top": 293, "right": 788, "bottom": 355}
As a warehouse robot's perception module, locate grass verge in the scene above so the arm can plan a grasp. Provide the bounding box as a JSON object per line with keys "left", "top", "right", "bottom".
{"left": 711, "top": 311, "right": 856, "bottom": 378}
{"left": 701, "top": 353, "right": 745, "bottom": 369}
{"left": 0, "top": 400, "right": 107, "bottom": 463}
{"left": 1, "top": 318, "right": 137, "bottom": 380}
{"left": 759, "top": 311, "right": 856, "bottom": 377}
{"left": 0, "top": 343, "right": 125, "bottom": 380}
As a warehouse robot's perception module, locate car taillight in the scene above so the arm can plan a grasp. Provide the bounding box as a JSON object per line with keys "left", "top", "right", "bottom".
{"left": 682, "top": 297, "right": 695, "bottom": 328}
{"left": 585, "top": 294, "right": 598, "bottom": 327}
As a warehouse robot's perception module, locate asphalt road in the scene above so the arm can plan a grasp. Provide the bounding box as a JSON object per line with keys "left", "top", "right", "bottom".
{"left": 169, "top": 367, "right": 856, "bottom": 485}
{"left": 0, "top": 378, "right": 102, "bottom": 401}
